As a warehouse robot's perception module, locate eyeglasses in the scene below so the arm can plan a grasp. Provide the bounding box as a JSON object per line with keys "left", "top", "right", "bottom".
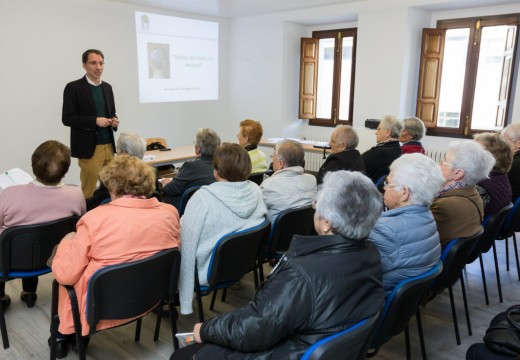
{"left": 86, "top": 61, "right": 105, "bottom": 66}
{"left": 439, "top": 160, "right": 454, "bottom": 167}
{"left": 383, "top": 181, "right": 401, "bottom": 189}
{"left": 311, "top": 199, "right": 317, "bottom": 209}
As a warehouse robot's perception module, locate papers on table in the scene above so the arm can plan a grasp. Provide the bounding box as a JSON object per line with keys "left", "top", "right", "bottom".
{"left": 0, "top": 168, "right": 33, "bottom": 190}
{"left": 266, "top": 138, "right": 329, "bottom": 147}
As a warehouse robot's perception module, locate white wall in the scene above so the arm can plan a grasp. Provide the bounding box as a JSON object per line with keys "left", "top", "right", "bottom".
{"left": 0, "top": 0, "right": 230, "bottom": 185}
{"left": 1, "top": 0, "right": 520, "bottom": 186}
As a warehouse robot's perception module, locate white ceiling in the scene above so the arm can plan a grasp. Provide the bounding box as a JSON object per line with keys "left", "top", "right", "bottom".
{"left": 110, "top": 0, "right": 520, "bottom": 18}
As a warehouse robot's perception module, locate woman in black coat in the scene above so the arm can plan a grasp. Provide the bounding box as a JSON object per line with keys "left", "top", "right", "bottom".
{"left": 171, "top": 170, "right": 385, "bottom": 360}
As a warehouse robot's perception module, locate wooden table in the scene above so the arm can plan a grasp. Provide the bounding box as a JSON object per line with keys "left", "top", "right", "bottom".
{"left": 259, "top": 140, "right": 331, "bottom": 159}
{"left": 144, "top": 145, "right": 197, "bottom": 167}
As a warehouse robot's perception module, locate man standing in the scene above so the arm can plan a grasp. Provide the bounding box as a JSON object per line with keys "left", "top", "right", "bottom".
{"left": 260, "top": 140, "right": 317, "bottom": 223}
{"left": 62, "top": 49, "right": 120, "bottom": 198}
{"left": 315, "top": 125, "right": 365, "bottom": 185}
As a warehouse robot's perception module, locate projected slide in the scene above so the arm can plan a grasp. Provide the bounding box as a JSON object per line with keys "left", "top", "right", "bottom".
{"left": 135, "top": 12, "right": 218, "bottom": 103}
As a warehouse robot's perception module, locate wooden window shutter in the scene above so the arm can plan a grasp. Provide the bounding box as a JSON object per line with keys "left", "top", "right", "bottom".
{"left": 299, "top": 38, "right": 318, "bottom": 119}
{"left": 495, "top": 25, "right": 518, "bottom": 129}
{"left": 416, "top": 28, "right": 446, "bottom": 128}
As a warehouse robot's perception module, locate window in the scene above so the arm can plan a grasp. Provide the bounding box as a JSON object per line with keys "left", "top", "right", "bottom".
{"left": 299, "top": 29, "right": 357, "bottom": 126}
{"left": 417, "top": 14, "right": 519, "bottom": 136}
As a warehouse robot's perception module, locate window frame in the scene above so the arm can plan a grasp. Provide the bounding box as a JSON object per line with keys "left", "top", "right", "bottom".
{"left": 299, "top": 28, "right": 357, "bottom": 127}
{"left": 416, "top": 14, "right": 520, "bottom": 137}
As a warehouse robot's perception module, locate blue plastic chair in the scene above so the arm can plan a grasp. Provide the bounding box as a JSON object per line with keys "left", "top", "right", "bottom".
{"left": 495, "top": 197, "right": 520, "bottom": 280}
{"left": 194, "top": 221, "right": 271, "bottom": 322}
{"left": 0, "top": 216, "right": 79, "bottom": 349}
{"left": 302, "top": 311, "right": 380, "bottom": 360}
{"left": 368, "top": 262, "right": 443, "bottom": 359}
{"left": 178, "top": 186, "right": 200, "bottom": 217}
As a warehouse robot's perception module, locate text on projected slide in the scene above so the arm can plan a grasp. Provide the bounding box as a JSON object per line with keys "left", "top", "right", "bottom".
{"left": 135, "top": 12, "right": 218, "bottom": 103}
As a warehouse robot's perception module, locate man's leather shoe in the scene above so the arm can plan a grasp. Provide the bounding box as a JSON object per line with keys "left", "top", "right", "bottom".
{"left": 48, "top": 337, "right": 69, "bottom": 359}
{"left": 20, "top": 292, "right": 37, "bottom": 308}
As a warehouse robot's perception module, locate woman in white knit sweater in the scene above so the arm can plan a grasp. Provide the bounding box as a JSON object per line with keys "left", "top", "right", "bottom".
{"left": 178, "top": 143, "right": 267, "bottom": 315}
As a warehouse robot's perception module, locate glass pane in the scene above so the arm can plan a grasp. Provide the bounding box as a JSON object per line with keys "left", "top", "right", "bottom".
{"left": 338, "top": 36, "right": 353, "bottom": 120}
{"left": 471, "top": 25, "right": 514, "bottom": 130}
{"left": 316, "top": 38, "right": 334, "bottom": 119}
{"left": 438, "top": 28, "right": 470, "bottom": 128}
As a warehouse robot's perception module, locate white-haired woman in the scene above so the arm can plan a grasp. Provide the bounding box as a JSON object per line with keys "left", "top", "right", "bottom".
{"left": 369, "top": 154, "right": 444, "bottom": 294}
{"left": 431, "top": 140, "right": 495, "bottom": 247}
{"left": 400, "top": 117, "right": 427, "bottom": 155}
{"left": 362, "top": 115, "right": 403, "bottom": 183}
{"left": 171, "top": 171, "right": 384, "bottom": 360}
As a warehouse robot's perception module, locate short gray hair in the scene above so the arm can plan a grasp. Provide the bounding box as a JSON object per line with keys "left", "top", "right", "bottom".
{"left": 402, "top": 117, "right": 426, "bottom": 140}
{"left": 449, "top": 140, "right": 495, "bottom": 186}
{"left": 117, "top": 132, "right": 146, "bottom": 159}
{"left": 390, "top": 154, "right": 444, "bottom": 206}
{"left": 334, "top": 125, "right": 359, "bottom": 149}
{"left": 316, "top": 171, "right": 382, "bottom": 239}
{"left": 381, "top": 116, "right": 403, "bottom": 139}
{"left": 501, "top": 122, "right": 520, "bottom": 142}
{"left": 276, "top": 140, "right": 304, "bottom": 167}
{"left": 195, "top": 128, "right": 221, "bottom": 157}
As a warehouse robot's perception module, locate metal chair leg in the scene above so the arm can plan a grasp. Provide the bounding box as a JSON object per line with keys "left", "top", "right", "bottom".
{"left": 210, "top": 289, "right": 218, "bottom": 310}
{"left": 0, "top": 293, "right": 9, "bottom": 349}
{"left": 416, "top": 309, "right": 427, "bottom": 360}
{"left": 479, "top": 255, "right": 490, "bottom": 305}
{"left": 448, "top": 287, "right": 461, "bottom": 345}
{"left": 513, "top": 233, "right": 520, "bottom": 281}
{"left": 506, "top": 236, "right": 510, "bottom": 271}
{"left": 460, "top": 273, "right": 472, "bottom": 336}
{"left": 492, "top": 243, "right": 503, "bottom": 303}
{"left": 404, "top": 326, "right": 411, "bottom": 360}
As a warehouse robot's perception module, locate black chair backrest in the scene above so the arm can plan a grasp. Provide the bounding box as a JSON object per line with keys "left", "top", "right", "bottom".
{"left": 432, "top": 228, "right": 483, "bottom": 292}
{"left": 268, "top": 206, "right": 315, "bottom": 254}
{"left": 178, "top": 186, "right": 200, "bottom": 216}
{"left": 0, "top": 216, "right": 79, "bottom": 274}
{"left": 248, "top": 173, "right": 264, "bottom": 186}
{"left": 206, "top": 221, "right": 271, "bottom": 286}
{"left": 86, "top": 248, "right": 180, "bottom": 333}
{"left": 371, "top": 262, "right": 443, "bottom": 346}
{"left": 499, "top": 197, "right": 520, "bottom": 237}
{"left": 468, "top": 202, "right": 513, "bottom": 263}
{"left": 302, "top": 311, "right": 380, "bottom": 360}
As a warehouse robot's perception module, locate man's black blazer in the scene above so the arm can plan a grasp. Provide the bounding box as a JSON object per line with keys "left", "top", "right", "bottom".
{"left": 62, "top": 76, "right": 117, "bottom": 159}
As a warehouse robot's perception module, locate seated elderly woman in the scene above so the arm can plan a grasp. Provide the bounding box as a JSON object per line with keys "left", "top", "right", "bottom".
{"left": 161, "top": 128, "right": 221, "bottom": 209}
{"left": 369, "top": 153, "right": 444, "bottom": 294}
{"left": 431, "top": 140, "right": 495, "bottom": 247}
{"left": 178, "top": 143, "right": 267, "bottom": 315}
{"left": 362, "top": 115, "right": 403, "bottom": 183}
{"left": 171, "top": 171, "right": 384, "bottom": 360}
{"left": 474, "top": 132, "right": 513, "bottom": 217}
{"left": 51, "top": 155, "right": 180, "bottom": 358}
{"left": 0, "top": 140, "right": 85, "bottom": 309}
{"left": 237, "top": 119, "right": 268, "bottom": 174}
{"left": 86, "top": 132, "right": 148, "bottom": 210}
{"left": 400, "top": 116, "right": 427, "bottom": 155}
{"left": 502, "top": 123, "right": 520, "bottom": 200}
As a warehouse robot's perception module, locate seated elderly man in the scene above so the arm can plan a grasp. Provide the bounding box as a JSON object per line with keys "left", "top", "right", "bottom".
{"left": 260, "top": 140, "right": 317, "bottom": 223}
{"left": 431, "top": 140, "right": 495, "bottom": 247}
{"left": 362, "top": 116, "right": 403, "bottom": 183}
{"left": 161, "top": 128, "right": 221, "bottom": 209}
{"left": 400, "top": 116, "right": 427, "bottom": 155}
{"left": 369, "top": 153, "right": 444, "bottom": 295}
{"left": 171, "top": 171, "right": 384, "bottom": 360}
{"left": 501, "top": 123, "right": 520, "bottom": 200}
{"left": 86, "top": 132, "right": 147, "bottom": 210}
{"left": 315, "top": 125, "right": 365, "bottom": 184}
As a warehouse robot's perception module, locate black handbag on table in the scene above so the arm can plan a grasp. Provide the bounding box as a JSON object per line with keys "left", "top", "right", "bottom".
{"left": 484, "top": 305, "right": 520, "bottom": 356}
